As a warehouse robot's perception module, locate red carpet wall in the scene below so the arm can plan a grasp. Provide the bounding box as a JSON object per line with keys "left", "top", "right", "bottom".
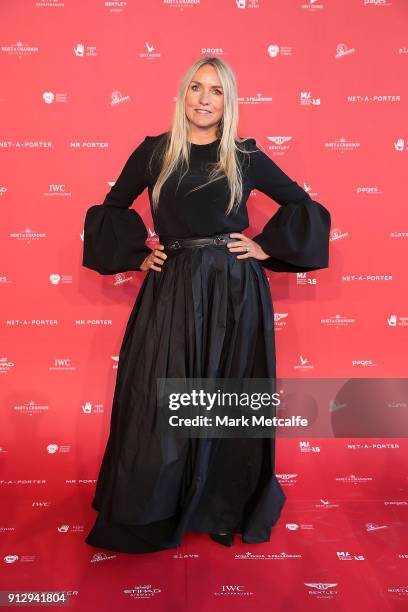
{"left": 2, "top": 1, "right": 408, "bottom": 610}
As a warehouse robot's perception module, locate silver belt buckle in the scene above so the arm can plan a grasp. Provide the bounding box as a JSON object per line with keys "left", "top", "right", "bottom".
{"left": 214, "top": 234, "right": 227, "bottom": 245}
{"left": 168, "top": 240, "right": 181, "bottom": 249}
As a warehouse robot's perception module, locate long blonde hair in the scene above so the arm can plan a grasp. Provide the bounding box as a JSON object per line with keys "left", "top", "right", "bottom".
{"left": 149, "top": 56, "right": 254, "bottom": 216}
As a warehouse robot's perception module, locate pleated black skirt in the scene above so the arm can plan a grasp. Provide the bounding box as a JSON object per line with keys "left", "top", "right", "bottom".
{"left": 85, "top": 241, "right": 286, "bottom": 553}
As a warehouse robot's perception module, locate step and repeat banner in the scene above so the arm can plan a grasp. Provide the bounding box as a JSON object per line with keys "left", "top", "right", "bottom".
{"left": 2, "top": 1, "right": 407, "bottom": 610}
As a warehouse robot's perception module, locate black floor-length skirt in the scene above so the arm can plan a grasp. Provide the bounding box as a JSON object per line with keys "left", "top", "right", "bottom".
{"left": 85, "top": 242, "right": 286, "bottom": 553}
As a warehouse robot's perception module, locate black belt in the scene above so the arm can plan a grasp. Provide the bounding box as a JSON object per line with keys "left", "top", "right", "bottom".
{"left": 161, "top": 233, "right": 240, "bottom": 250}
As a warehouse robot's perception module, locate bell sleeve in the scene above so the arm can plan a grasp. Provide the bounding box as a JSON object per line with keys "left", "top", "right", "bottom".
{"left": 247, "top": 138, "right": 331, "bottom": 273}
{"left": 82, "top": 136, "right": 154, "bottom": 275}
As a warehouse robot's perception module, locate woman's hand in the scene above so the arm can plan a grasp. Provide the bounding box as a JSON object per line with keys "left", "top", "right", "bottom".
{"left": 140, "top": 244, "right": 168, "bottom": 272}
{"left": 227, "top": 233, "right": 269, "bottom": 261}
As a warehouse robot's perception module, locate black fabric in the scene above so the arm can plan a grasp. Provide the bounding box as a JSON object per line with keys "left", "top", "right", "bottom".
{"left": 248, "top": 143, "right": 331, "bottom": 272}
{"left": 82, "top": 205, "right": 152, "bottom": 274}
{"left": 82, "top": 133, "right": 331, "bottom": 553}
{"left": 82, "top": 133, "right": 331, "bottom": 274}
{"left": 85, "top": 245, "right": 286, "bottom": 552}
{"left": 82, "top": 136, "right": 154, "bottom": 274}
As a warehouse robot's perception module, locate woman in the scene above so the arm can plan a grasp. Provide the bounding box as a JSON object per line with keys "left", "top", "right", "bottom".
{"left": 82, "top": 57, "right": 331, "bottom": 553}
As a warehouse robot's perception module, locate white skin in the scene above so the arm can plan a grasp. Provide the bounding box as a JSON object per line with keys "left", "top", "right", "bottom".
{"left": 141, "top": 64, "right": 269, "bottom": 272}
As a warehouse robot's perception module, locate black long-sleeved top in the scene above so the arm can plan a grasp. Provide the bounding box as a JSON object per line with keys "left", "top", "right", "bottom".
{"left": 82, "top": 132, "right": 331, "bottom": 274}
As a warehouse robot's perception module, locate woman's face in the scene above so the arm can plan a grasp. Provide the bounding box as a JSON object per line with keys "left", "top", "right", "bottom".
{"left": 185, "top": 65, "right": 224, "bottom": 136}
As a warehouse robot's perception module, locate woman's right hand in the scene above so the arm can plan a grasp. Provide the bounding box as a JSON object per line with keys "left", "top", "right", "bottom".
{"left": 140, "top": 244, "right": 168, "bottom": 272}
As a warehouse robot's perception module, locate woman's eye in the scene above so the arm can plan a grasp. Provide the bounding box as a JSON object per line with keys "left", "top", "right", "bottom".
{"left": 191, "top": 85, "right": 223, "bottom": 95}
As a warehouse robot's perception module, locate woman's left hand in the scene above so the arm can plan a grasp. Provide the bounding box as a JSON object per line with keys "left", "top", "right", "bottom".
{"left": 227, "top": 233, "right": 269, "bottom": 261}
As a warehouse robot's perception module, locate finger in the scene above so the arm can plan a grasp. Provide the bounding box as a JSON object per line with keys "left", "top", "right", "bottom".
{"left": 154, "top": 250, "right": 168, "bottom": 261}
{"left": 228, "top": 243, "right": 250, "bottom": 252}
{"left": 149, "top": 256, "right": 164, "bottom": 271}
{"left": 229, "top": 232, "right": 245, "bottom": 240}
{"left": 228, "top": 243, "right": 253, "bottom": 255}
{"left": 227, "top": 240, "right": 247, "bottom": 249}
{"left": 235, "top": 252, "right": 252, "bottom": 259}
{"left": 150, "top": 255, "right": 165, "bottom": 266}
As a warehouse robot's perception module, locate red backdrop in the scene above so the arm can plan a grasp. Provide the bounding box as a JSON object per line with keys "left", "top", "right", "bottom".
{"left": 2, "top": 0, "right": 408, "bottom": 610}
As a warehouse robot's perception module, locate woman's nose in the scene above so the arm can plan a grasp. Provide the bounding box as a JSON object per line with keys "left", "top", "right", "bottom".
{"left": 199, "top": 91, "right": 210, "bottom": 104}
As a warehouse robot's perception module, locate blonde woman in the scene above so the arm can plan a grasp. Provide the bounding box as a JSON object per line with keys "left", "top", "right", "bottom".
{"left": 82, "top": 57, "right": 331, "bottom": 552}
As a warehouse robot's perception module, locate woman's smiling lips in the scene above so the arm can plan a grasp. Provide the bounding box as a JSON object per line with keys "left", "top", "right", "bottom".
{"left": 195, "top": 109, "right": 212, "bottom": 113}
